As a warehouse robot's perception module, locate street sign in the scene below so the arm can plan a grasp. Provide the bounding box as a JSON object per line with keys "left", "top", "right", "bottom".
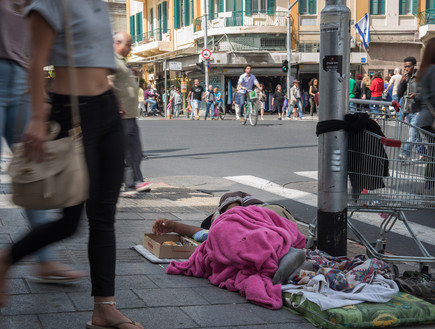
{"left": 168, "top": 62, "right": 182, "bottom": 71}
{"left": 361, "top": 57, "right": 366, "bottom": 64}
{"left": 201, "top": 49, "right": 211, "bottom": 59}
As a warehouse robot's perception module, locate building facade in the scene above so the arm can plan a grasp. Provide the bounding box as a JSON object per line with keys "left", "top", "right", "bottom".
{"left": 125, "top": 0, "right": 433, "bottom": 108}
{"left": 105, "top": 0, "right": 127, "bottom": 34}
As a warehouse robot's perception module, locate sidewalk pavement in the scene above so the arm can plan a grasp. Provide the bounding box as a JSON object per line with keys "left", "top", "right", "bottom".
{"left": 0, "top": 176, "right": 430, "bottom": 328}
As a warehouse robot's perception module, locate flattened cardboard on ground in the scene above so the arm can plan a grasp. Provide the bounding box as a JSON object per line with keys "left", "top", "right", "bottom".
{"left": 144, "top": 233, "right": 198, "bottom": 259}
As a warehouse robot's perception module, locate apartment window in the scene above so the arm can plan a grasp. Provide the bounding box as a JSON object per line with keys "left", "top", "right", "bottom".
{"left": 370, "top": 0, "right": 385, "bottom": 15}
{"left": 161, "top": 2, "right": 168, "bottom": 33}
{"left": 209, "top": 0, "right": 223, "bottom": 19}
{"left": 399, "top": 0, "right": 419, "bottom": 14}
{"left": 174, "top": 0, "right": 192, "bottom": 28}
{"left": 299, "top": 0, "right": 317, "bottom": 15}
{"left": 428, "top": 0, "right": 435, "bottom": 9}
{"left": 253, "top": 0, "right": 267, "bottom": 12}
{"left": 267, "top": 0, "right": 275, "bottom": 14}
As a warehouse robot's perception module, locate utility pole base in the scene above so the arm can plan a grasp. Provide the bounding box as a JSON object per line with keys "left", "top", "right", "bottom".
{"left": 317, "top": 209, "right": 347, "bottom": 256}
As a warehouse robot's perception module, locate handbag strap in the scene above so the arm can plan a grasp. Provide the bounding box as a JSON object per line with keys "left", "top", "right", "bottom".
{"left": 61, "top": 0, "right": 81, "bottom": 133}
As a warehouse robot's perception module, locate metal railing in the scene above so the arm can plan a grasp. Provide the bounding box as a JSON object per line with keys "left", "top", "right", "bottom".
{"left": 194, "top": 11, "right": 288, "bottom": 32}
{"left": 132, "top": 29, "right": 165, "bottom": 44}
{"left": 417, "top": 9, "right": 435, "bottom": 26}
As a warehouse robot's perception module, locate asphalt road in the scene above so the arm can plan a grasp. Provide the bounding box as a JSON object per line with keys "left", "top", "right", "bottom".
{"left": 137, "top": 116, "right": 435, "bottom": 263}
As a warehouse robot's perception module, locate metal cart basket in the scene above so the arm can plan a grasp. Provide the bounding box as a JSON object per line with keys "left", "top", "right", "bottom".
{"left": 309, "top": 113, "right": 435, "bottom": 273}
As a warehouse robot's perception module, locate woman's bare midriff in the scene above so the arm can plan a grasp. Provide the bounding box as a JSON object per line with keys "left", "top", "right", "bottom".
{"left": 50, "top": 67, "right": 111, "bottom": 96}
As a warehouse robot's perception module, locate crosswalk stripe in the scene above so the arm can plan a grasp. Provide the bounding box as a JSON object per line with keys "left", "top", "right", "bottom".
{"left": 225, "top": 174, "right": 435, "bottom": 247}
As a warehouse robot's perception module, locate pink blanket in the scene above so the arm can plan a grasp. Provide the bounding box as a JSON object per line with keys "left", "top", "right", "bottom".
{"left": 166, "top": 205, "right": 305, "bottom": 309}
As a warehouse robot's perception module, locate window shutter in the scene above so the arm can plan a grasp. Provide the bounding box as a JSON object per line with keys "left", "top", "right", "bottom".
{"left": 218, "top": 0, "right": 224, "bottom": 12}
{"left": 267, "top": 0, "right": 275, "bottom": 14}
{"left": 136, "top": 12, "right": 143, "bottom": 41}
{"left": 130, "top": 15, "right": 135, "bottom": 37}
{"left": 184, "top": 0, "right": 190, "bottom": 26}
{"left": 299, "top": 0, "right": 306, "bottom": 14}
{"left": 162, "top": 2, "right": 168, "bottom": 33}
{"left": 370, "top": 0, "right": 378, "bottom": 15}
{"left": 209, "top": 0, "right": 215, "bottom": 19}
{"left": 399, "top": 0, "right": 407, "bottom": 14}
{"left": 308, "top": 0, "right": 316, "bottom": 14}
{"left": 379, "top": 0, "right": 385, "bottom": 14}
{"left": 246, "top": 0, "right": 252, "bottom": 15}
{"left": 174, "top": 0, "right": 180, "bottom": 29}
{"left": 412, "top": 0, "right": 419, "bottom": 14}
{"left": 158, "top": 4, "right": 162, "bottom": 39}
{"left": 150, "top": 9, "right": 154, "bottom": 36}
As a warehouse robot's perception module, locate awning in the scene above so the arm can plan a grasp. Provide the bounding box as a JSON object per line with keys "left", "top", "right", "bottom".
{"left": 128, "top": 45, "right": 197, "bottom": 64}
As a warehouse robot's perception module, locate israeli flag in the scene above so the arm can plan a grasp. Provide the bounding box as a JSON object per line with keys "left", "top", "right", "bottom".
{"left": 354, "top": 13, "right": 370, "bottom": 49}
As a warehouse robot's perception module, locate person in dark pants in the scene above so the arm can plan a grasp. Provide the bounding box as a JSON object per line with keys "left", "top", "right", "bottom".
{"left": 272, "top": 84, "right": 285, "bottom": 120}
{"left": 110, "top": 32, "right": 152, "bottom": 196}
{"left": 416, "top": 38, "right": 435, "bottom": 192}
{"left": 0, "top": 1, "right": 144, "bottom": 328}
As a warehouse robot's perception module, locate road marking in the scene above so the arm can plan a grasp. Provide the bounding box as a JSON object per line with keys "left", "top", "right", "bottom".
{"left": 225, "top": 174, "right": 435, "bottom": 246}
{"left": 294, "top": 171, "right": 318, "bottom": 180}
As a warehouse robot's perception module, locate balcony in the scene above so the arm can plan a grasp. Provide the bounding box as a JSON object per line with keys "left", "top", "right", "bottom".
{"left": 132, "top": 28, "right": 171, "bottom": 57}
{"left": 193, "top": 11, "right": 288, "bottom": 38}
{"left": 417, "top": 9, "right": 435, "bottom": 43}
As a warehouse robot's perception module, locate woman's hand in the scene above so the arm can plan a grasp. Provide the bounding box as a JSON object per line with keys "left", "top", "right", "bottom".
{"left": 152, "top": 218, "right": 176, "bottom": 235}
{"left": 22, "top": 106, "right": 50, "bottom": 162}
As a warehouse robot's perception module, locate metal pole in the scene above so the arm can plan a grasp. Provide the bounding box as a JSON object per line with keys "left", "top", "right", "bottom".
{"left": 203, "top": 0, "right": 209, "bottom": 87}
{"left": 287, "top": 0, "right": 298, "bottom": 96}
{"left": 164, "top": 60, "right": 168, "bottom": 117}
{"left": 317, "top": 0, "right": 350, "bottom": 256}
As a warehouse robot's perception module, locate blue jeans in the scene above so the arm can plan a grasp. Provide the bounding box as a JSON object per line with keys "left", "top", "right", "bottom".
{"left": 401, "top": 112, "right": 427, "bottom": 158}
{"left": 205, "top": 101, "right": 214, "bottom": 119}
{"left": 287, "top": 99, "right": 303, "bottom": 118}
{"left": 145, "top": 98, "right": 157, "bottom": 111}
{"left": 370, "top": 96, "right": 382, "bottom": 116}
{"left": 0, "top": 59, "right": 54, "bottom": 263}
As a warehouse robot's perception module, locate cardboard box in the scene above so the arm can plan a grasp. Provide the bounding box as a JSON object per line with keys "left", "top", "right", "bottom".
{"left": 143, "top": 233, "right": 199, "bottom": 259}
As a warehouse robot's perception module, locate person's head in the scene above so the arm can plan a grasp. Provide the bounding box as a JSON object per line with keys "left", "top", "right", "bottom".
{"left": 293, "top": 80, "right": 300, "bottom": 87}
{"left": 194, "top": 79, "right": 199, "bottom": 86}
{"left": 309, "top": 78, "right": 317, "bottom": 86}
{"left": 356, "top": 73, "right": 363, "bottom": 81}
{"left": 208, "top": 84, "right": 213, "bottom": 91}
{"left": 171, "top": 85, "right": 175, "bottom": 90}
{"left": 276, "top": 84, "right": 282, "bottom": 91}
{"left": 113, "top": 32, "right": 132, "bottom": 57}
{"left": 385, "top": 76, "right": 391, "bottom": 83}
{"left": 214, "top": 87, "right": 218, "bottom": 93}
{"left": 417, "top": 37, "right": 435, "bottom": 82}
{"left": 362, "top": 75, "right": 371, "bottom": 86}
{"left": 146, "top": 84, "right": 151, "bottom": 90}
{"left": 403, "top": 56, "right": 417, "bottom": 77}
{"left": 176, "top": 87, "right": 180, "bottom": 93}
{"left": 394, "top": 67, "right": 401, "bottom": 75}
{"left": 373, "top": 71, "right": 382, "bottom": 79}
{"left": 244, "top": 65, "right": 252, "bottom": 75}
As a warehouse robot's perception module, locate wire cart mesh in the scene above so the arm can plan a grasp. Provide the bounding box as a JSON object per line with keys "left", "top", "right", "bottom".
{"left": 309, "top": 103, "right": 435, "bottom": 273}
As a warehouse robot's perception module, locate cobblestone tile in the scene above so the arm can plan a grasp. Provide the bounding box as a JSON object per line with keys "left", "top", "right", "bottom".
{"left": 135, "top": 288, "right": 209, "bottom": 307}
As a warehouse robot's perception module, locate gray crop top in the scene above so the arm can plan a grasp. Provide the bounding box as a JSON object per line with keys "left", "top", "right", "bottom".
{"left": 25, "top": 0, "right": 116, "bottom": 70}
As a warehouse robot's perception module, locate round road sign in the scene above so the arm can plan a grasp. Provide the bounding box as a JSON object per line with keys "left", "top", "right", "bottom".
{"left": 202, "top": 49, "right": 211, "bottom": 59}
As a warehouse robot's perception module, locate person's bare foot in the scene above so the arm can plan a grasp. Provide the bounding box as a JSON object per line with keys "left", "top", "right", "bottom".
{"left": 29, "top": 261, "right": 87, "bottom": 283}
{"left": 0, "top": 249, "right": 13, "bottom": 307}
{"left": 90, "top": 299, "right": 144, "bottom": 329}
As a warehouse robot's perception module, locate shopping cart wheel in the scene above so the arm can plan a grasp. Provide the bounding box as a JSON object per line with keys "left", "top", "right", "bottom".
{"left": 392, "top": 264, "right": 400, "bottom": 278}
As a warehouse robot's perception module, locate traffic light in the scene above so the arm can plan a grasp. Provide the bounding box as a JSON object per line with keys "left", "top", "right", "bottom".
{"left": 196, "top": 61, "right": 205, "bottom": 74}
{"left": 282, "top": 60, "right": 289, "bottom": 73}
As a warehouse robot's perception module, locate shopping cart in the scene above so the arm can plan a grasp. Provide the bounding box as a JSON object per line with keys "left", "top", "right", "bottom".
{"left": 308, "top": 104, "right": 435, "bottom": 275}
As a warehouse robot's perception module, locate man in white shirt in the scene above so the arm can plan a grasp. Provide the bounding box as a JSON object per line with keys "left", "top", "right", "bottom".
{"left": 237, "top": 65, "right": 261, "bottom": 120}
{"left": 385, "top": 68, "right": 402, "bottom": 118}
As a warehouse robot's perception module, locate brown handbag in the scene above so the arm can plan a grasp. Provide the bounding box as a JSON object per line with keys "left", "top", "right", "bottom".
{"left": 8, "top": 0, "right": 89, "bottom": 209}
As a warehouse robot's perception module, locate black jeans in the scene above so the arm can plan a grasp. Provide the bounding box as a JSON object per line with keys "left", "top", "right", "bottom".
{"left": 11, "top": 90, "right": 124, "bottom": 297}
{"left": 122, "top": 118, "right": 143, "bottom": 188}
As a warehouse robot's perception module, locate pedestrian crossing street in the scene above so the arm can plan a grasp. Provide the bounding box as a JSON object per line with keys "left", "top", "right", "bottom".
{"left": 225, "top": 173, "right": 435, "bottom": 247}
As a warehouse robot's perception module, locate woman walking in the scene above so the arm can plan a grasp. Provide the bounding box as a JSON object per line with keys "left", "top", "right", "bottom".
{"left": 0, "top": 1, "right": 143, "bottom": 328}
{"left": 272, "top": 84, "right": 285, "bottom": 120}
{"left": 308, "top": 78, "right": 318, "bottom": 118}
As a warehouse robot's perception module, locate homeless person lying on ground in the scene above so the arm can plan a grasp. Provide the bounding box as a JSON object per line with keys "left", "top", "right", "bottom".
{"left": 152, "top": 191, "right": 308, "bottom": 309}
